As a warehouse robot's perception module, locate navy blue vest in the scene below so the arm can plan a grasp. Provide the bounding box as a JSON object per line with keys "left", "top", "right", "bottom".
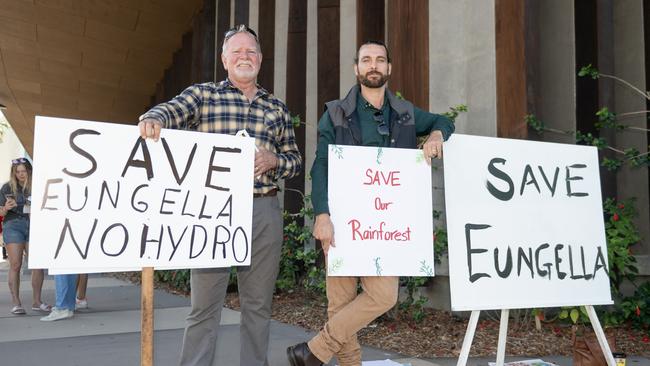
{"left": 325, "top": 85, "right": 417, "bottom": 148}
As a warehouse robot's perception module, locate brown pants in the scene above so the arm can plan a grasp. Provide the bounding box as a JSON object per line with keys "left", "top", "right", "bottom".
{"left": 308, "top": 275, "right": 398, "bottom": 366}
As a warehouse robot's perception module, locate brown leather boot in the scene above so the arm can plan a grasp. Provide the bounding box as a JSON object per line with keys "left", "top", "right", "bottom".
{"left": 286, "top": 342, "right": 323, "bottom": 366}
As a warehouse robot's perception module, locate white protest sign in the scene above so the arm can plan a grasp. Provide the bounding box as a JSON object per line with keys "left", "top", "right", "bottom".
{"left": 327, "top": 145, "right": 435, "bottom": 276}
{"left": 29, "top": 116, "right": 255, "bottom": 272}
{"left": 443, "top": 134, "right": 612, "bottom": 311}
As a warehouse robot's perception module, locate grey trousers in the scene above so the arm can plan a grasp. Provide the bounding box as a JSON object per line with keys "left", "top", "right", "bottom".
{"left": 179, "top": 196, "right": 283, "bottom": 366}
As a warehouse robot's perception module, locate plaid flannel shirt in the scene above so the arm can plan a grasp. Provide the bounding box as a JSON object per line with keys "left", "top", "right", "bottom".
{"left": 139, "top": 79, "right": 302, "bottom": 194}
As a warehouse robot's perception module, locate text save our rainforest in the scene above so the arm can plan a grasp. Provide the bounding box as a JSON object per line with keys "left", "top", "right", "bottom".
{"left": 346, "top": 168, "right": 412, "bottom": 242}
{"left": 40, "top": 129, "right": 250, "bottom": 264}
{"left": 463, "top": 158, "right": 609, "bottom": 284}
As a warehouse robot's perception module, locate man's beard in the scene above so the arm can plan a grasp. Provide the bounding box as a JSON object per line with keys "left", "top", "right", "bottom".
{"left": 358, "top": 71, "right": 390, "bottom": 88}
{"left": 232, "top": 66, "right": 258, "bottom": 80}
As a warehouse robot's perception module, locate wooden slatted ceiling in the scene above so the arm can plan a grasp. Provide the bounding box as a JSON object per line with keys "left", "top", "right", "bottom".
{"left": 0, "top": 0, "right": 203, "bottom": 154}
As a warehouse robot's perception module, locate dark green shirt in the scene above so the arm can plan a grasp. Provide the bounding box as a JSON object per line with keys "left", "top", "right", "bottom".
{"left": 310, "top": 90, "right": 455, "bottom": 215}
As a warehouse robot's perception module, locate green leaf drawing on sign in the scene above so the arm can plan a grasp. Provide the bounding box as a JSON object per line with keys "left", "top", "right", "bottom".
{"left": 419, "top": 260, "right": 434, "bottom": 276}
{"left": 330, "top": 145, "right": 344, "bottom": 159}
{"left": 415, "top": 151, "right": 425, "bottom": 164}
{"left": 374, "top": 257, "right": 382, "bottom": 276}
{"left": 376, "top": 147, "right": 384, "bottom": 164}
{"left": 328, "top": 258, "right": 344, "bottom": 274}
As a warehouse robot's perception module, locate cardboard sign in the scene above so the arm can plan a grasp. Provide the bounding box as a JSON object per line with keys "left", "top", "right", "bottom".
{"left": 327, "top": 145, "right": 435, "bottom": 276}
{"left": 29, "top": 116, "right": 255, "bottom": 272}
{"left": 443, "top": 134, "right": 613, "bottom": 311}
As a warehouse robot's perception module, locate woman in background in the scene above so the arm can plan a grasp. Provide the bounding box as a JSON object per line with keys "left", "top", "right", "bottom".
{"left": 0, "top": 158, "right": 50, "bottom": 315}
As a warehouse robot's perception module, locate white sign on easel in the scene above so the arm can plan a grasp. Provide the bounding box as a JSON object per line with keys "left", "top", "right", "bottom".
{"left": 29, "top": 116, "right": 255, "bottom": 273}
{"left": 327, "top": 144, "right": 434, "bottom": 277}
{"left": 443, "top": 134, "right": 615, "bottom": 366}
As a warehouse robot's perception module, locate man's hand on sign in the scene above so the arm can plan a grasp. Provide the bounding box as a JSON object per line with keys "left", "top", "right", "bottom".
{"left": 138, "top": 118, "right": 163, "bottom": 142}
{"left": 254, "top": 147, "right": 278, "bottom": 176}
{"left": 422, "top": 130, "right": 444, "bottom": 165}
{"left": 313, "top": 213, "right": 335, "bottom": 256}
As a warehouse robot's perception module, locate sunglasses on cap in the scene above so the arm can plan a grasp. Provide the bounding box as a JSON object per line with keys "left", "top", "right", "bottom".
{"left": 224, "top": 24, "right": 258, "bottom": 43}
{"left": 11, "top": 157, "right": 28, "bottom": 165}
{"left": 373, "top": 111, "right": 389, "bottom": 136}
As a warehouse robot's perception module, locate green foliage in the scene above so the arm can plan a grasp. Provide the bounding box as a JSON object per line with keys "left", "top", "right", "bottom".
{"left": 602, "top": 282, "right": 650, "bottom": 329}
{"left": 399, "top": 276, "right": 430, "bottom": 323}
{"left": 575, "top": 131, "right": 608, "bottom": 149}
{"left": 603, "top": 198, "right": 640, "bottom": 296}
{"left": 578, "top": 64, "right": 600, "bottom": 79}
{"left": 276, "top": 194, "right": 327, "bottom": 296}
{"left": 524, "top": 113, "right": 573, "bottom": 135}
{"left": 434, "top": 228, "right": 448, "bottom": 263}
{"left": 619, "top": 282, "right": 650, "bottom": 329}
{"left": 154, "top": 269, "right": 191, "bottom": 293}
{"left": 291, "top": 114, "right": 302, "bottom": 128}
{"left": 526, "top": 65, "right": 650, "bottom": 171}
{"left": 442, "top": 104, "right": 468, "bottom": 122}
{"left": 601, "top": 157, "right": 623, "bottom": 171}
{"left": 558, "top": 306, "right": 590, "bottom": 324}
{"left": 524, "top": 114, "right": 544, "bottom": 133}
{"left": 595, "top": 107, "right": 621, "bottom": 130}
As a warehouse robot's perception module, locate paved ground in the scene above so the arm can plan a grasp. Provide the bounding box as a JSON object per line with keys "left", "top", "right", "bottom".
{"left": 0, "top": 259, "right": 648, "bottom": 366}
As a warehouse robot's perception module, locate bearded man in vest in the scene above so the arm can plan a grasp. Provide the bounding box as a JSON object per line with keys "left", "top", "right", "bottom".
{"left": 287, "top": 40, "right": 455, "bottom": 366}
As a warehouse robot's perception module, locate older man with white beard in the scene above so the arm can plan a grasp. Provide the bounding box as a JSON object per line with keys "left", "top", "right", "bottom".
{"left": 138, "top": 25, "right": 302, "bottom": 366}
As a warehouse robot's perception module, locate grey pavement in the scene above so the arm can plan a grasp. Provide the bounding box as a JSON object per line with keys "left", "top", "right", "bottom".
{"left": 0, "top": 259, "right": 647, "bottom": 366}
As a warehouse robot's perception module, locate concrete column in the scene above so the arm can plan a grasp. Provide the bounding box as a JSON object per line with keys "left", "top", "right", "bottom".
{"left": 537, "top": 0, "right": 576, "bottom": 145}
{"left": 274, "top": 0, "right": 289, "bottom": 102}
{"left": 274, "top": 0, "right": 289, "bottom": 204}
{"left": 303, "top": 0, "right": 318, "bottom": 250}
{"left": 429, "top": 0, "right": 497, "bottom": 137}
{"left": 340, "top": 0, "right": 356, "bottom": 97}
{"left": 614, "top": 0, "right": 650, "bottom": 253}
{"left": 249, "top": 0, "right": 259, "bottom": 31}
{"left": 229, "top": 0, "right": 235, "bottom": 26}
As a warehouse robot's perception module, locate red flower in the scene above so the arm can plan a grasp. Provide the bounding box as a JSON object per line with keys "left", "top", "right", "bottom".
{"left": 643, "top": 335, "right": 649, "bottom": 343}
{"left": 618, "top": 204, "right": 625, "bottom": 209}
{"left": 636, "top": 306, "right": 641, "bottom": 317}
{"left": 613, "top": 213, "right": 620, "bottom": 221}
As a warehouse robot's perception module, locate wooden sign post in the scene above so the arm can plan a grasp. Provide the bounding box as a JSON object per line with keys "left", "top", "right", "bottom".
{"left": 141, "top": 267, "right": 154, "bottom": 366}
{"left": 444, "top": 134, "right": 616, "bottom": 366}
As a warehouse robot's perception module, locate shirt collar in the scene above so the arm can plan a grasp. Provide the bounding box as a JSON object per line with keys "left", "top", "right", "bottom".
{"left": 357, "top": 89, "right": 388, "bottom": 112}
{"left": 221, "top": 79, "right": 269, "bottom": 99}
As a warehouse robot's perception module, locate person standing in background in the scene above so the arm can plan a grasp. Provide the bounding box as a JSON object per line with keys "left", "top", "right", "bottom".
{"left": 0, "top": 158, "right": 50, "bottom": 315}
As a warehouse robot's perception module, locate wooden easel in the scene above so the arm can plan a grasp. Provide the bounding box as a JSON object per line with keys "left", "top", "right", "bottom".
{"left": 456, "top": 306, "right": 616, "bottom": 366}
